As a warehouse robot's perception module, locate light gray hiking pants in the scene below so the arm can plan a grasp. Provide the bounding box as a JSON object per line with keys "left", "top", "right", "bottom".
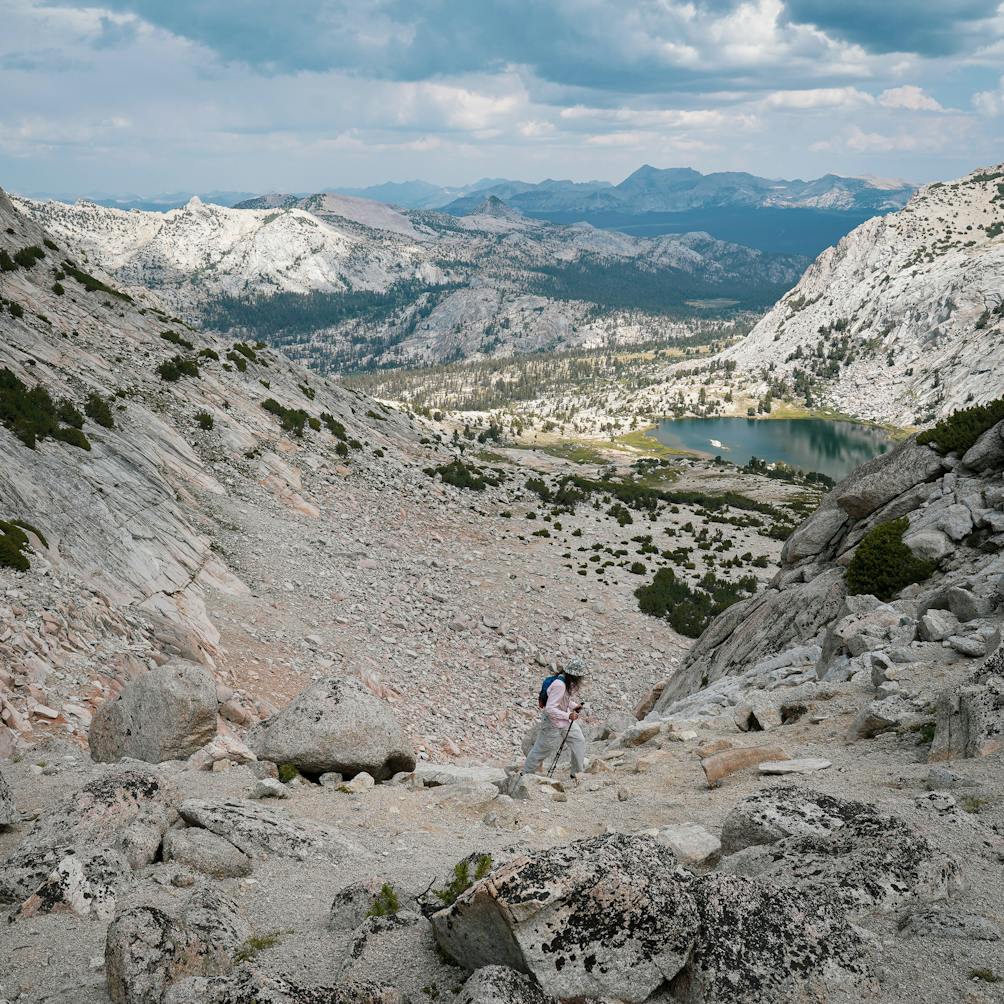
{"left": 524, "top": 715, "right": 586, "bottom": 777}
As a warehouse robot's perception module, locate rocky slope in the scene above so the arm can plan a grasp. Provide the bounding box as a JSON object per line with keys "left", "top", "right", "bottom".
{"left": 721, "top": 164, "right": 1004, "bottom": 425}
{"left": 14, "top": 192, "right": 805, "bottom": 373}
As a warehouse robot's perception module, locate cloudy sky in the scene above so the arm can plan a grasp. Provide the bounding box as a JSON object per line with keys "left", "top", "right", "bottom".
{"left": 3, "top": 0, "right": 1004, "bottom": 195}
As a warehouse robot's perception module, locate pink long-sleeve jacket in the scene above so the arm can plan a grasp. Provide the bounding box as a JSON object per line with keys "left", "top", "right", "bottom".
{"left": 542, "top": 677, "right": 578, "bottom": 729}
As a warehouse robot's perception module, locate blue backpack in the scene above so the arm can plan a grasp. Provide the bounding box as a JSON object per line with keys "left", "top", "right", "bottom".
{"left": 538, "top": 673, "right": 564, "bottom": 708}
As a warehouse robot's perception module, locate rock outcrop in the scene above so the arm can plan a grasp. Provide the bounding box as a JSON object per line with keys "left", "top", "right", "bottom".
{"left": 930, "top": 645, "right": 1004, "bottom": 760}
{"left": 89, "top": 661, "right": 219, "bottom": 764}
{"left": 0, "top": 767, "right": 178, "bottom": 918}
{"left": 106, "top": 884, "right": 251, "bottom": 1004}
{"left": 456, "top": 967, "right": 557, "bottom": 1004}
{"left": 0, "top": 765, "right": 17, "bottom": 826}
{"left": 249, "top": 677, "right": 415, "bottom": 780}
{"left": 431, "top": 833, "right": 699, "bottom": 1003}
{"left": 719, "top": 788, "right": 961, "bottom": 912}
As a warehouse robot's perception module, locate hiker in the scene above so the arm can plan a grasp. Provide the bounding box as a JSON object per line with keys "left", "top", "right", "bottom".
{"left": 524, "top": 659, "right": 586, "bottom": 779}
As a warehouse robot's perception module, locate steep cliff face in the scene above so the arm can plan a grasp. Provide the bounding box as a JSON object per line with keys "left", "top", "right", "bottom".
{"left": 722, "top": 164, "right": 1004, "bottom": 424}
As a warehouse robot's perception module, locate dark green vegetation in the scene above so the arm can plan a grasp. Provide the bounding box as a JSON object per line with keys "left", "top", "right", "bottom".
{"left": 434, "top": 854, "right": 493, "bottom": 907}
{"left": 0, "top": 519, "right": 45, "bottom": 572}
{"left": 0, "top": 368, "right": 91, "bottom": 450}
{"left": 528, "top": 253, "right": 794, "bottom": 313}
{"left": 427, "top": 459, "right": 504, "bottom": 492}
{"left": 261, "top": 398, "right": 310, "bottom": 437}
{"left": 367, "top": 884, "right": 401, "bottom": 918}
{"left": 918, "top": 397, "right": 1004, "bottom": 456}
{"left": 195, "top": 410, "right": 214, "bottom": 431}
{"left": 846, "top": 518, "right": 937, "bottom": 601}
{"left": 60, "top": 260, "right": 132, "bottom": 301}
{"left": 157, "top": 355, "right": 200, "bottom": 382}
{"left": 161, "top": 330, "right": 194, "bottom": 350}
{"left": 84, "top": 392, "right": 115, "bottom": 429}
{"left": 635, "top": 567, "right": 758, "bottom": 638}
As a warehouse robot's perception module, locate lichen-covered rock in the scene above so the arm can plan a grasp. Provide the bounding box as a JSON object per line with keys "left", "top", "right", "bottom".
{"left": 898, "top": 908, "right": 1000, "bottom": 941}
{"left": 720, "top": 786, "right": 871, "bottom": 855}
{"left": 0, "top": 767, "right": 178, "bottom": 915}
{"left": 179, "top": 798, "right": 364, "bottom": 862}
{"left": 456, "top": 966, "right": 557, "bottom": 1004}
{"left": 90, "top": 661, "right": 219, "bottom": 764}
{"left": 0, "top": 765, "right": 17, "bottom": 827}
{"left": 248, "top": 677, "right": 414, "bottom": 780}
{"left": 930, "top": 646, "right": 1004, "bottom": 761}
{"left": 721, "top": 791, "right": 960, "bottom": 912}
{"left": 166, "top": 969, "right": 403, "bottom": 1004}
{"left": 670, "top": 875, "right": 877, "bottom": 1003}
{"left": 162, "top": 827, "right": 252, "bottom": 878}
{"left": 328, "top": 877, "right": 388, "bottom": 931}
{"left": 106, "top": 884, "right": 251, "bottom": 1004}
{"left": 18, "top": 847, "right": 129, "bottom": 921}
{"left": 431, "top": 833, "right": 699, "bottom": 1003}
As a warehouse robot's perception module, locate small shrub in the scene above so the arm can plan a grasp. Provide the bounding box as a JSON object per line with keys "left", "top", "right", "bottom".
{"left": 335, "top": 441, "right": 349, "bottom": 458}
{"left": 157, "top": 355, "right": 200, "bottom": 382}
{"left": 8, "top": 301, "right": 23, "bottom": 319}
{"left": 43, "top": 237, "right": 58, "bottom": 251}
{"left": 261, "top": 398, "right": 309, "bottom": 436}
{"left": 52, "top": 282, "right": 64, "bottom": 296}
{"left": 195, "top": 410, "right": 214, "bottom": 430}
{"left": 198, "top": 347, "right": 220, "bottom": 361}
{"left": 234, "top": 930, "right": 287, "bottom": 963}
{"left": 58, "top": 400, "right": 84, "bottom": 428}
{"left": 0, "top": 520, "right": 32, "bottom": 571}
{"left": 430, "top": 459, "right": 500, "bottom": 492}
{"left": 0, "top": 250, "right": 16, "bottom": 272}
{"left": 846, "top": 517, "right": 936, "bottom": 601}
{"left": 917, "top": 397, "right": 1004, "bottom": 455}
{"left": 367, "top": 883, "right": 400, "bottom": 918}
{"left": 635, "top": 568, "right": 757, "bottom": 639}
{"left": 969, "top": 969, "right": 1001, "bottom": 984}
{"left": 226, "top": 351, "right": 248, "bottom": 372}
{"left": 0, "top": 368, "right": 90, "bottom": 450}
{"left": 300, "top": 383, "right": 316, "bottom": 401}
{"left": 61, "top": 260, "right": 131, "bottom": 300}
{"left": 13, "top": 245, "right": 45, "bottom": 269}
{"left": 320, "top": 412, "right": 347, "bottom": 439}
{"left": 84, "top": 392, "right": 115, "bottom": 429}
{"left": 434, "top": 854, "right": 493, "bottom": 906}
{"left": 161, "top": 330, "right": 194, "bottom": 350}
{"left": 233, "top": 341, "right": 258, "bottom": 361}
{"left": 276, "top": 763, "right": 299, "bottom": 783}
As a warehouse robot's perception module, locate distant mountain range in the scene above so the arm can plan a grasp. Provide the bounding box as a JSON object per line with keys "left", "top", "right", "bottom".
{"left": 16, "top": 190, "right": 807, "bottom": 373}
{"left": 24, "top": 167, "right": 916, "bottom": 257}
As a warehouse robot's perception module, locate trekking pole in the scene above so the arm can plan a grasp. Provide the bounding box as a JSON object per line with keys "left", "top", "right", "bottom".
{"left": 547, "top": 722, "right": 574, "bottom": 778}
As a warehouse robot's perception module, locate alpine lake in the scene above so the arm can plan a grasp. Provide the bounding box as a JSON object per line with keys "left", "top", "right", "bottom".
{"left": 645, "top": 416, "right": 892, "bottom": 481}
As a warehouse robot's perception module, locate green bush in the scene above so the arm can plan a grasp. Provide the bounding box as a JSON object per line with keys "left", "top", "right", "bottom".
{"left": 434, "top": 854, "right": 493, "bottom": 906}
{"left": 0, "top": 368, "right": 91, "bottom": 450}
{"left": 226, "top": 351, "right": 248, "bottom": 372}
{"left": 320, "top": 413, "right": 347, "bottom": 439}
{"left": 60, "top": 260, "right": 132, "bottom": 300}
{"left": 84, "top": 392, "right": 115, "bottom": 429}
{"left": 198, "top": 347, "right": 220, "bottom": 361}
{"left": 635, "top": 568, "right": 757, "bottom": 639}
{"left": 13, "top": 246, "right": 45, "bottom": 269}
{"left": 0, "top": 520, "right": 32, "bottom": 571}
{"left": 157, "top": 355, "right": 200, "bottom": 382}
{"left": 917, "top": 397, "right": 1004, "bottom": 455}
{"left": 261, "top": 398, "right": 309, "bottom": 436}
{"left": 429, "top": 459, "right": 503, "bottom": 492}
{"left": 161, "top": 330, "right": 194, "bottom": 350}
{"left": 335, "top": 441, "right": 349, "bottom": 458}
{"left": 52, "top": 282, "right": 64, "bottom": 296}
{"left": 0, "top": 250, "right": 15, "bottom": 272}
{"left": 367, "top": 884, "right": 400, "bottom": 918}
{"left": 195, "top": 410, "right": 214, "bottom": 430}
{"left": 233, "top": 341, "right": 258, "bottom": 361}
{"left": 846, "top": 517, "right": 936, "bottom": 601}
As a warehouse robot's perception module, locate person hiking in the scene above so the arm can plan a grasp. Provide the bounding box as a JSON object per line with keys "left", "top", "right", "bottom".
{"left": 523, "top": 658, "right": 586, "bottom": 779}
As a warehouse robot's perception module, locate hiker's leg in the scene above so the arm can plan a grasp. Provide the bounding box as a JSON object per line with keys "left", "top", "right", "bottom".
{"left": 524, "top": 719, "right": 560, "bottom": 774}
{"left": 567, "top": 722, "right": 586, "bottom": 777}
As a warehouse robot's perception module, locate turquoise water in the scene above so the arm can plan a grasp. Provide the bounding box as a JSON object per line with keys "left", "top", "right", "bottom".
{"left": 646, "top": 417, "right": 890, "bottom": 481}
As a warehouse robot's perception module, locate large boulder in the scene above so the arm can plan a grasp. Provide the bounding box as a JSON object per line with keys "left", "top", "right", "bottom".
{"left": 106, "top": 884, "right": 251, "bottom": 1004}
{"left": 960, "top": 419, "right": 1004, "bottom": 472}
{"left": 830, "top": 437, "right": 945, "bottom": 520}
{"left": 671, "top": 875, "right": 876, "bottom": 1003}
{"left": 248, "top": 677, "right": 414, "bottom": 780}
{"left": 0, "top": 767, "right": 179, "bottom": 917}
{"left": 166, "top": 970, "right": 403, "bottom": 1004}
{"left": 930, "top": 646, "right": 1004, "bottom": 761}
{"left": 720, "top": 788, "right": 961, "bottom": 912}
{"left": 430, "top": 833, "right": 699, "bottom": 1003}
{"left": 162, "top": 827, "right": 253, "bottom": 878}
{"left": 90, "top": 661, "right": 218, "bottom": 764}
{"left": 456, "top": 967, "right": 557, "bottom": 1004}
{"left": 0, "top": 765, "right": 17, "bottom": 827}
{"left": 179, "top": 798, "right": 364, "bottom": 862}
